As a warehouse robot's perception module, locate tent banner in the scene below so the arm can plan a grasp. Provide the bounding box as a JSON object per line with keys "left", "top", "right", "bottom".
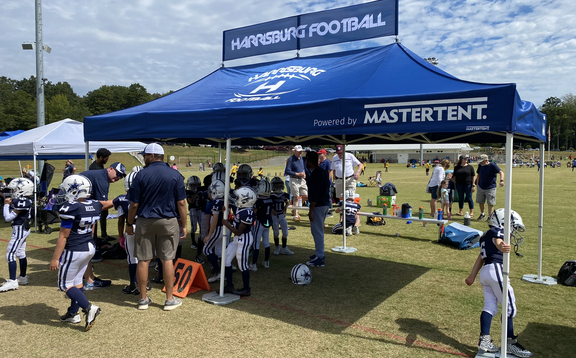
{"left": 223, "top": 0, "right": 398, "bottom": 61}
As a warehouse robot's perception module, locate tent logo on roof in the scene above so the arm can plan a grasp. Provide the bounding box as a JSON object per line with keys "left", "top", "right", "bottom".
{"left": 363, "top": 97, "right": 489, "bottom": 126}
{"left": 226, "top": 66, "right": 326, "bottom": 103}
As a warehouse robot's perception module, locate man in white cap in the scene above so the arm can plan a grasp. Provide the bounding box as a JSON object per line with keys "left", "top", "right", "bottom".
{"left": 127, "top": 143, "right": 187, "bottom": 311}
{"left": 331, "top": 144, "right": 363, "bottom": 198}
{"left": 474, "top": 154, "right": 504, "bottom": 220}
{"left": 284, "top": 145, "right": 308, "bottom": 221}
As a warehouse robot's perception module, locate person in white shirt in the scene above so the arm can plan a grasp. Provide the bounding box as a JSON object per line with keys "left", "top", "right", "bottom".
{"left": 330, "top": 144, "right": 363, "bottom": 198}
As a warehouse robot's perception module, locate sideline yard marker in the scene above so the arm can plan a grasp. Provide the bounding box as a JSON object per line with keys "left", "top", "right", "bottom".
{"left": 162, "top": 258, "right": 210, "bottom": 298}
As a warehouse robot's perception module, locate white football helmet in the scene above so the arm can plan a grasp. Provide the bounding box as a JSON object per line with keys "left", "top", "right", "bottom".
{"left": 344, "top": 190, "right": 355, "bottom": 201}
{"left": 132, "top": 165, "right": 143, "bottom": 173}
{"left": 186, "top": 175, "right": 201, "bottom": 192}
{"left": 256, "top": 178, "right": 272, "bottom": 197}
{"left": 124, "top": 171, "right": 138, "bottom": 192}
{"left": 271, "top": 176, "right": 284, "bottom": 194}
{"left": 6, "top": 178, "right": 34, "bottom": 198}
{"left": 209, "top": 179, "right": 226, "bottom": 199}
{"left": 58, "top": 175, "right": 92, "bottom": 203}
{"left": 291, "top": 264, "right": 312, "bottom": 285}
{"left": 236, "top": 164, "right": 253, "bottom": 186}
{"left": 487, "top": 208, "right": 526, "bottom": 249}
{"left": 234, "top": 187, "right": 257, "bottom": 209}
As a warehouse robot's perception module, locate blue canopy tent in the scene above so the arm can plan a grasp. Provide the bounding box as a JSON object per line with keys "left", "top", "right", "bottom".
{"left": 0, "top": 130, "right": 24, "bottom": 141}
{"left": 84, "top": 43, "right": 545, "bottom": 145}
{"left": 84, "top": 43, "right": 552, "bottom": 327}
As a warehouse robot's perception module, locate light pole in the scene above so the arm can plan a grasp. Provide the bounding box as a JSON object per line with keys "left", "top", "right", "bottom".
{"left": 21, "top": 0, "right": 50, "bottom": 128}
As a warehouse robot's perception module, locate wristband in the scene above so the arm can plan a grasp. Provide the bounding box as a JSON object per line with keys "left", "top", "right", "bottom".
{"left": 500, "top": 180, "right": 504, "bottom": 182}
{"left": 127, "top": 222, "right": 133, "bottom": 226}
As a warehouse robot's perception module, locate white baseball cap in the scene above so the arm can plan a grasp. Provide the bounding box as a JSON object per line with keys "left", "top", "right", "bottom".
{"left": 294, "top": 145, "right": 303, "bottom": 152}
{"left": 139, "top": 143, "right": 164, "bottom": 155}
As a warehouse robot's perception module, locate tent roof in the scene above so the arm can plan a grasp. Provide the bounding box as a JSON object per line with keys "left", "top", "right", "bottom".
{"left": 84, "top": 43, "right": 546, "bottom": 145}
{"left": 0, "top": 119, "right": 147, "bottom": 161}
{"left": 346, "top": 143, "right": 472, "bottom": 151}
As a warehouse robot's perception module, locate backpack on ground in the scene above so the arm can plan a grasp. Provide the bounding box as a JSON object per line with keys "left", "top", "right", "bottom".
{"left": 557, "top": 260, "right": 576, "bottom": 286}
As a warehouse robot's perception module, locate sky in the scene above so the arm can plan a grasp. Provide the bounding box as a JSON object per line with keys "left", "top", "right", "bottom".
{"left": 1, "top": 0, "right": 575, "bottom": 107}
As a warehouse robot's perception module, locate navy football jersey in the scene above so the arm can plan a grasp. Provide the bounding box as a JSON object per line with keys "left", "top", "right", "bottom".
{"left": 9, "top": 197, "right": 32, "bottom": 226}
{"left": 271, "top": 192, "right": 289, "bottom": 214}
{"left": 113, "top": 194, "right": 133, "bottom": 224}
{"left": 480, "top": 227, "right": 505, "bottom": 265}
{"left": 234, "top": 207, "right": 256, "bottom": 234}
{"left": 338, "top": 200, "right": 361, "bottom": 225}
{"left": 210, "top": 199, "right": 225, "bottom": 227}
{"left": 187, "top": 189, "right": 203, "bottom": 210}
{"left": 58, "top": 200, "right": 102, "bottom": 251}
{"left": 255, "top": 197, "right": 273, "bottom": 227}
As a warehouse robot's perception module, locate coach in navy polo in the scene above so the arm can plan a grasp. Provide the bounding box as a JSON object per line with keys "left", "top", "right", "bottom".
{"left": 81, "top": 162, "right": 126, "bottom": 203}
{"left": 126, "top": 143, "right": 187, "bottom": 311}
{"left": 474, "top": 154, "right": 504, "bottom": 220}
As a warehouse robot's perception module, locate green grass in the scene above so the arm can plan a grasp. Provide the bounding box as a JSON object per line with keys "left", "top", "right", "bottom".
{"left": 1, "top": 157, "right": 575, "bottom": 358}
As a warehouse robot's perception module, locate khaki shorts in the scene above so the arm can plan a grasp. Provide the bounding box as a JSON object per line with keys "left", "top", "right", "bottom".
{"left": 334, "top": 177, "right": 357, "bottom": 197}
{"left": 476, "top": 187, "right": 497, "bottom": 206}
{"left": 135, "top": 217, "right": 179, "bottom": 261}
{"left": 289, "top": 177, "right": 308, "bottom": 198}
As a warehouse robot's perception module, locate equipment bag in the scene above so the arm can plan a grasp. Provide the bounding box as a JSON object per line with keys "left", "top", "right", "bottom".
{"left": 557, "top": 260, "right": 576, "bottom": 286}
{"left": 438, "top": 222, "right": 482, "bottom": 250}
{"left": 366, "top": 213, "right": 385, "bottom": 226}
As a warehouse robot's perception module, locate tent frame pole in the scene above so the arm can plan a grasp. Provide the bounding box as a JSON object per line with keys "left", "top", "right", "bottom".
{"left": 332, "top": 142, "right": 357, "bottom": 253}
{"left": 202, "top": 138, "right": 240, "bottom": 305}
{"left": 522, "top": 141, "right": 556, "bottom": 285}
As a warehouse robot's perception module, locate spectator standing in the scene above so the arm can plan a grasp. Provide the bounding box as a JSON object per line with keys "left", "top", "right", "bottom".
{"left": 284, "top": 145, "right": 308, "bottom": 221}
{"left": 453, "top": 156, "right": 476, "bottom": 217}
{"left": 475, "top": 154, "right": 504, "bottom": 220}
{"left": 427, "top": 159, "right": 451, "bottom": 218}
{"left": 63, "top": 160, "right": 76, "bottom": 181}
{"left": 331, "top": 144, "right": 363, "bottom": 197}
{"left": 126, "top": 143, "right": 187, "bottom": 311}
{"left": 80, "top": 162, "right": 126, "bottom": 289}
{"left": 318, "top": 149, "right": 333, "bottom": 217}
{"left": 305, "top": 151, "right": 331, "bottom": 267}
{"left": 89, "top": 148, "right": 112, "bottom": 241}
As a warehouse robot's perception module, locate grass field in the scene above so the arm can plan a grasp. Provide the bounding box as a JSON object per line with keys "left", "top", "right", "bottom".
{"left": 1, "top": 153, "right": 575, "bottom": 358}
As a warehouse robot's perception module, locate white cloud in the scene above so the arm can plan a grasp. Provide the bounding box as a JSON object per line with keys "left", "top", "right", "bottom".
{"left": 0, "top": 0, "right": 574, "bottom": 106}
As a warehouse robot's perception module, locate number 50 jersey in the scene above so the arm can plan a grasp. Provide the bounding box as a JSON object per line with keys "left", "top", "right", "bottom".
{"left": 58, "top": 200, "right": 102, "bottom": 251}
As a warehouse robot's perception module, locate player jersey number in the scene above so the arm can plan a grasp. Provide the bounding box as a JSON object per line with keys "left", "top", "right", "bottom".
{"left": 78, "top": 216, "right": 100, "bottom": 235}
{"left": 480, "top": 241, "right": 487, "bottom": 259}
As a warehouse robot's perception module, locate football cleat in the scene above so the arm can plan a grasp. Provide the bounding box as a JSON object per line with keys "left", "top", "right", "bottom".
{"left": 84, "top": 304, "right": 101, "bottom": 331}
{"left": 60, "top": 311, "right": 81, "bottom": 324}
{"left": 477, "top": 334, "right": 499, "bottom": 353}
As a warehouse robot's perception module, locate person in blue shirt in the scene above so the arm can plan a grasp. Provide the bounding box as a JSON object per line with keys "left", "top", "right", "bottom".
{"left": 126, "top": 143, "right": 187, "bottom": 311}
{"left": 474, "top": 154, "right": 504, "bottom": 220}
{"left": 465, "top": 209, "right": 532, "bottom": 357}
{"left": 284, "top": 144, "right": 308, "bottom": 220}
{"left": 305, "top": 151, "right": 331, "bottom": 268}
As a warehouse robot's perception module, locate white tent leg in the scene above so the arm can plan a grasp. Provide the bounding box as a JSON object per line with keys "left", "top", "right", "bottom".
{"left": 522, "top": 141, "right": 557, "bottom": 285}
{"left": 203, "top": 138, "right": 240, "bottom": 305}
{"left": 499, "top": 133, "right": 515, "bottom": 358}
{"left": 33, "top": 153, "right": 38, "bottom": 233}
{"left": 333, "top": 143, "right": 357, "bottom": 253}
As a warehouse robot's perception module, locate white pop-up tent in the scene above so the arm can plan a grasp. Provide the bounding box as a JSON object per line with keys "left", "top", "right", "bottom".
{"left": 0, "top": 118, "right": 147, "bottom": 231}
{"left": 0, "top": 118, "right": 146, "bottom": 162}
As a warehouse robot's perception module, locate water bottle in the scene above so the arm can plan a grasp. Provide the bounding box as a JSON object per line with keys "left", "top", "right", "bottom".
{"left": 298, "top": 196, "right": 302, "bottom": 207}
{"left": 383, "top": 204, "right": 388, "bottom": 216}
{"left": 464, "top": 211, "right": 471, "bottom": 226}
{"left": 408, "top": 207, "right": 412, "bottom": 218}
{"left": 367, "top": 198, "right": 372, "bottom": 207}
{"left": 437, "top": 208, "right": 443, "bottom": 221}
{"left": 418, "top": 207, "right": 424, "bottom": 219}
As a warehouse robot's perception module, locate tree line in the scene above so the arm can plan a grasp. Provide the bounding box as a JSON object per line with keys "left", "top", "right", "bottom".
{"left": 1, "top": 75, "right": 574, "bottom": 150}
{"left": 539, "top": 95, "right": 576, "bottom": 151}
{"left": 0, "top": 76, "right": 169, "bottom": 132}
